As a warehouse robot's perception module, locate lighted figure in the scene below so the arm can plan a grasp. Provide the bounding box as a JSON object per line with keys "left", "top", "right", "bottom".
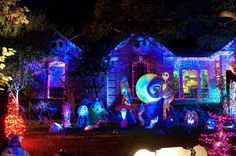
{"left": 184, "top": 110, "right": 199, "bottom": 128}
{"left": 134, "top": 145, "right": 208, "bottom": 156}
{"left": 49, "top": 122, "right": 64, "bottom": 133}
{"left": 138, "top": 103, "right": 159, "bottom": 129}
{"left": 120, "top": 76, "right": 132, "bottom": 105}
{"left": 116, "top": 104, "right": 132, "bottom": 127}
{"left": 1, "top": 134, "right": 29, "bottom": 156}
{"left": 136, "top": 73, "right": 174, "bottom": 128}
{"left": 205, "top": 118, "right": 216, "bottom": 130}
{"left": 61, "top": 97, "right": 72, "bottom": 128}
{"left": 75, "top": 105, "right": 89, "bottom": 128}
{"left": 116, "top": 77, "right": 136, "bottom": 127}
{"left": 88, "top": 98, "right": 108, "bottom": 125}
{"left": 160, "top": 72, "right": 174, "bottom": 120}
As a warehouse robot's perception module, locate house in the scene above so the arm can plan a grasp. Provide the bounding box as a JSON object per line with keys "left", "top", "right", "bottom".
{"left": 30, "top": 33, "right": 236, "bottom": 117}
{"left": 31, "top": 32, "right": 82, "bottom": 100}
{"left": 106, "top": 34, "right": 236, "bottom": 116}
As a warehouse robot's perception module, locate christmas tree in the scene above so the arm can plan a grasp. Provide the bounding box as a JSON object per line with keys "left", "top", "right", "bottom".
{"left": 199, "top": 113, "right": 236, "bottom": 156}
{"left": 4, "top": 91, "right": 26, "bottom": 138}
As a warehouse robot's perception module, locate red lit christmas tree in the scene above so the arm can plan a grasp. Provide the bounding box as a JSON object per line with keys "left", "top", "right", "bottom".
{"left": 199, "top": 113, "right": 236, "bottom": 156}
{"left": 4, "top": 91, "right": 26, "bottom": 138}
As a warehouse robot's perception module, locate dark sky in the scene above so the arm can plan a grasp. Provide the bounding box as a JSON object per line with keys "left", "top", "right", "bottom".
{"left": 21, "top": 0, "right": 97, "bottom": 31}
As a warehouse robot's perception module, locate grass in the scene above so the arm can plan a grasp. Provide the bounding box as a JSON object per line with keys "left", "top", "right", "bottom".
{"left": 0, "top": 121, "right": 235, "bottom": 156}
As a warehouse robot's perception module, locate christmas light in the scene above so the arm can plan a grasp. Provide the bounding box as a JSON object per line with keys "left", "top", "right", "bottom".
{"left": 199, "top": 113, "right": 236, "bottom": 156}
{"left": 4, "top": 92, "right": 26, "bottom": 138}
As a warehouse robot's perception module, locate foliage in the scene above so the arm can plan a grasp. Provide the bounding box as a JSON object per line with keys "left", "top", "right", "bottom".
{"left": 0, "top": 0, "right": 29, "bottom": 37}
{"left": 2, "top": 10, "right": 57, "bottom": 94}
{"left": 81, "top": 0, "right": 236, "bottom": 55}
{"left": 0, "top": 47, "right": 15, "bottom": 90}
{"left": 4, "top": 91, "right": 26, "bottom": 138}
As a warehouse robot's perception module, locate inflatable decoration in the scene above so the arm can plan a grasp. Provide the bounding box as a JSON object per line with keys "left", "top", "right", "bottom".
{"left": 61, "top": 101, "right": 72, "bottom": 128}
{"left": 49, "top": 122, "right": 64, "bottom": 133}
{"left": 120, "top": 76, "right": 132, "bottom": 105}
{"left": 205, "top": 118, "right": 216, "bottom": 130}
{"left": 136, "top": 73, "right": 174, "bottom": 128}
{"left": 75, "top": 105, "right": 89, "bottom": 128}
{"left": 86, "top": 98, "right": 108, "bottom": 130}
{"left": 116, "top": 76, "right": 135, "bottom": 127}
{"left": 134, "top": 145, "right": 208, "bottom": 156}
{"left": 184, "top": 110, "right": 199, "bottom": 127}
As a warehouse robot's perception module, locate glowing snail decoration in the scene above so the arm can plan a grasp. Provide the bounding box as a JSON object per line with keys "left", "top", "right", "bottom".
{"left": 135, "top": 74, "right": 162, "bottom": 104}
{"left": 136, "top": 73, "right": 174, "bottom": 121}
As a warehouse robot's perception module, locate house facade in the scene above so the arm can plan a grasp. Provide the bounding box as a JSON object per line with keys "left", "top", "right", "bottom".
{"left": 106, "top": 34, "right": 236, "bottom": 116}
{"left": 31, "top": 32, "right": 82, "bottom": 100}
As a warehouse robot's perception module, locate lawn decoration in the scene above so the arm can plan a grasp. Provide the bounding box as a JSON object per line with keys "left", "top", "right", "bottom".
{"left": 49, "top": 122, "right": 64, "bottom": 133}
{"left": 61, "top": 99, "right": 72, "bottom": 128}
{"left": 199, "top": 113, "right": 236, "bottom": 156}
{"left": 184, "top": 110, "right": 199, "bottom": 128}
{"left": 116, "top": 76, "right": 136, "bottom": 127}
{"left": 116, "top": 104, "right": 132, "bottom": 127}
{"left": 134, "top": 145, "right": 207, "bottom": 156}
{"left": 1, "top": 134, "right": 29, "bottom": 156}
{"left": 4, "top": 92, "right": 26, "bottom": 138}
{"left": 42, "top": 116, "right": 64, "bottom": 134}
{"left": 75, "top": 105, "right": 89, "bottom": 128}
{"left": 138, "top": 103, "right": 159, "bottom": 129}
{"left": 136, "top": 73, "right": 174, "bottom": 128}
{"left": 31, "top": 100, "right": 57, "bottom": 124}
{"left": 120, "top": 76, "right": 132, "bottom": 105}
{"left": 205, "top": 118, "right": 216, "bottom": 130}
{"left": 86, "top": 98, "right": 108, "bottom": 130}
{"left": 89, "top": 98, "right": 108, "bottom": 125}
{"left": 170, "top": 104, "right": 208, "bottom": 127}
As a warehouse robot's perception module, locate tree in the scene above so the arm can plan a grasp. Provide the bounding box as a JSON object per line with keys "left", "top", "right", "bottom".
{"left": 4, "top": 91, "right": 26, "bottom": 138}
{"left": 80, "top": 0, "right": 236, "bottom": 56}
{"left": 1, "top": 10, "right": 57, "bottom": 106}
{"left": 0, "top": 0, "right": 29, "bottom": 37}
{"left": 0, "top": 47, "right": 15, "bottom": 90}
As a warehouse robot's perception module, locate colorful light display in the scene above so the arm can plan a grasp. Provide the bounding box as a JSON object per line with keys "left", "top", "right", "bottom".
{"left": 4, "top": 92, "right": 26, "bottom": 138}
{"left": 135, "top": 74, "right": 162, "bottom": 104}
{"left": 199, "top": 113, "right": 236, "bottom": 156}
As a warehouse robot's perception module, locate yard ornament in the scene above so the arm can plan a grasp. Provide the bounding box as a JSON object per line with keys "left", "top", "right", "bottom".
{"left": 61, "top": 99, "right": 72, "bottom": 128}
{"left": 75, "top": 105, "right": 89, "bottom": 128}
{"left": 184, "top": 110, "right": 199, "bottom": 127}
{"left": 116, "top": 76, "right": 136, "bottom": 127}
{"left": 89, "top": 98, "right": 108, "bottom": 125}
{"left": 120, "top": 76, "right": 132, "bottom": 105}
{"left": 136, "top": 73, "right": 174, "bottom": 128}
{"left": 134, "top": 145, "right": 208, "bottom": 156}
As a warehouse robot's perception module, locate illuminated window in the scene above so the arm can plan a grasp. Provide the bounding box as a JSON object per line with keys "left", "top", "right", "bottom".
{"left": 173, "top": 70, "right": 179, "bottom": 98}
{"left": 182, "top": 70, "right": 198, "bottom": 98}
{"left": 200, "top": 70, "right": 209, "bottom": 98}
{"left": 48, "top": 61, "right": 65, "bottom": 98}
{"left": 132, "top": 60, "right": 150, "bottom": 98}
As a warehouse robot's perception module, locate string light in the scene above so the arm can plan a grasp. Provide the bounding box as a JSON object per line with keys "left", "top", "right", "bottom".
{"left": 4, "top": 92, "right": 26, "bottom": 138}
{"left": 199, "top": 113, "right": 236, "bottom": 156}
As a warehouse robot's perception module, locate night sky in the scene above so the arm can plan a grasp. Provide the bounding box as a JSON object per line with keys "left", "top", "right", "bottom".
{"left": 20, "top": 0, "right": 236, "bottom": 56}
{"left": 21, "top": 0, "right": 96, "bottom": 31}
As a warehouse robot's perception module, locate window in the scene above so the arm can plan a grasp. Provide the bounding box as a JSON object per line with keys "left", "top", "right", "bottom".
{"left": 200, "top": 70, "right": 209, "bottom": 98}
{"left": 132, "top": 60, "right": 150, "bottom": 98}
{"left": 48, "top": 61, "right": 65, "bottom": 98}
{"left": 173, "top": 70, "right": 179, "bottom": 98}
{"left": 182, "top": 70, "right": 198, "bottom": 98}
